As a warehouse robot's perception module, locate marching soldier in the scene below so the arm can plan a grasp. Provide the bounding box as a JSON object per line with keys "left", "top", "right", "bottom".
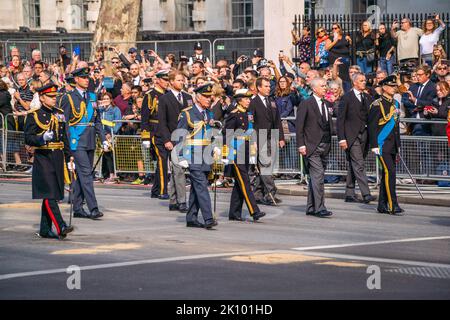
{"left": 24, "top": 83, "right": 74, "bottom": 240}
{"left": 60, "top": 67, "right": 108, "bottom": 220}
{"left": 368, "top": 75, "right": 404, "bottom": 215}
{"left": 223, "top": 89, "right": 266, "bottom": 222}
{"left": 177, "top": 83, "right": 219, "bottom": 229}
{"left": 141, "top": 70, "right": 170, "bottom": 197}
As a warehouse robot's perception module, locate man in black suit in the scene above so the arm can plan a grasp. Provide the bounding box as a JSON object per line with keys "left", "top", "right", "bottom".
{"left": 296, "top": 78, "right": 333, "bottom": 217}
{"left": 249, "top": 77, "right": 285, "bottom": 206}
{"left": 337, "top": 72, "right": 376, "bottom": 203}
{"left": 155, "top": 71, "right": 194, "bottom": 207}
{"left": 403, "top": 65, "right": 437, "bottom": 174}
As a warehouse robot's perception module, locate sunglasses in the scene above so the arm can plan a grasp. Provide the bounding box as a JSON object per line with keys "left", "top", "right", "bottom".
{"left": 332, "top": 26, "right": 339, "bottom": 30}
{"left": 112, "top": 61, "right": 120, "bottom": 64}
{"left": 437, "top": 67, "right": 448, "bottom": 70}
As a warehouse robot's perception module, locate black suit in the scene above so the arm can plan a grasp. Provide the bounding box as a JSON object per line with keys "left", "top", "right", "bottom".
{"left": 404, "top": 80, "right": 437, "bottom": 136}
{"left": 248, "top": 95, "right": 285, "bottom": 203}
{"left": 337, "top": 89, "right": 373, "bottom": 198}
{"left": 154, "top": 91, "right": 193, "bottom": 201}
{"left": 296, "top": 96, "right": 333, "bottom": 214}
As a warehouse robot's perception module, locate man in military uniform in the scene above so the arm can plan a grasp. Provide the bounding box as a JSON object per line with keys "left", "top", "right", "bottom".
{"left": 368, "top": 75, "right": 404, "bottom": 215}
{"left": 177, "top": 83, "right": 220, "bottom": 229}
{"left": 24, "top": 83, "right": 74, "bottom": 240}
{"left": 60, "top": 67, "right": 108, "bottom": 220}
{"left": 223, "top": 89, "right": 266, "bottom": 222}
{"left": 141, "top": 70, "right": 170, "bottom": 196}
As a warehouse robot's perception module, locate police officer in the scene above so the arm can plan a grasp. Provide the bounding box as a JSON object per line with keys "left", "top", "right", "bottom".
{"left": 24, "top": 83, "right": 74, "bottom": 239}
{"left": 188, "top": 42, "right": 210, "bottom": 66}
{"left": 223, "top": 89, "right": 266, "bottom": 222}
{"left": 60, "top": 67, "right": 108, "bottom": 219}
{"left": 177, "top": 83, "right": 220, "bottom": 229}
{"left": 368, "top": 75, "right": 404, "bottom": 215}
{"left": 141, "top": 70, "right": 170, "bottom": 197}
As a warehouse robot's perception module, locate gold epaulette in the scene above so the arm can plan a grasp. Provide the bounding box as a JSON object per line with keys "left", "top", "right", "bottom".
{"left": 182, "top": 106, "right": 192, "bottom": 112}
{"left": 141, "top": 130, "right": 150, "bottom": 139}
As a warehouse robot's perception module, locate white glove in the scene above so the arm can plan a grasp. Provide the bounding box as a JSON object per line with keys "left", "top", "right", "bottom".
{"left": 142, "top": 141, "right": 151, "bottom": 149}
{"left": 43, "top": 130, "right": 54, "bottom": 142}
{"left": 179, "top": 160, "right": 189, "bottom": 169}
{"left": 249, "top": 156, "right": 257, "bottom": 165}
{"left": 67, "top": 162, "right": 76, "bottom": 171}
{"left": 213, "top": 147, "right": 222, "bottom": 157}
{"left": 221, "top": 158, "right": 229, "bottom": 165}
{"left": 371, "top": 148, "right": 380, "bottom": 155}
{"left": 102, "top": 141, "right": 110, "bottom": 152}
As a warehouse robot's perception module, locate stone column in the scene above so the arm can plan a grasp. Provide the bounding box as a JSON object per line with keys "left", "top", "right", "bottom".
{"left": 264, "top": 0, "right": 304, "bottom": 63}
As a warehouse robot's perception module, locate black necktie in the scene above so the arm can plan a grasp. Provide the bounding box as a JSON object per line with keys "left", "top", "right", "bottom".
{"left": 264, "top": 97, "right": 270, "bottom": 109}
{"left": 177, "top": 92, "right": 182, "bottom": 104}
{"left": 202, "top": 110, "right": 207, "bottom": 121}
{"left": 320, "top": 99, "right": 327, "bottom": 122}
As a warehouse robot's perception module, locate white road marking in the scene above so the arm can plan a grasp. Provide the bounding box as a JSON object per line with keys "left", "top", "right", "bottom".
{"left": 301, "top": 252, "right": 450, "bottom": 269}
{"left": 291, "top": 236, "right": 450, "bottom": 251}
{"left": 1, "top": 235, "right": 449, "bottom": 281}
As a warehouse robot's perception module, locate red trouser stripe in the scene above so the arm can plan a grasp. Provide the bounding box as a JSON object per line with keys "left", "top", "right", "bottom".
{"left": 44, "top": 199, "right": 61, "bottom": 235}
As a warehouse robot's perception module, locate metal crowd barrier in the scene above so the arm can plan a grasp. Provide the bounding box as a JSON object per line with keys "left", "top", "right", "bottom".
{"left": 1, "top": 115, "right": 449, "bottom": 183}
{"left": 212, "top": 37, "right": 265, "bottom": 66}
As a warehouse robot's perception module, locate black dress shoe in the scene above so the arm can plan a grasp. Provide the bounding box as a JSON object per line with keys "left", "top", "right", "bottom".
{"left": 363, "top": 194, "right": 377, "bottom": 204}
{"left": 316, "top": 210, "right": 333, "bottom": 218}
{"left": 273, "top": 197, "right": 282, "bottom": 204}
{"left": 60, "top": 225, "right": 74, "bottom": 236}
{"left": 151, "top": 194, "right": 159, "bottom": 198}
{"left": 90, "top": 209, "right": 103, "bottom": 219}
{"left": 73, "top": 208, "right": 90, "bottom": 218}
{"left": 178, "top": 203, "right": 188, "bottom": 213}
{"left": 252, "top": 211, "right": 266, "bottom": 221}
{"left": 158, "top": 194, "right": 170, "bottom": 200}
{"left": 205, "top": 220, "right": 218, "bottom": 229}
{"left": 392, "top": 206, "right": 405, "bottom": 216}
{"left": 377, "top": 207, "right": 389, "bottom": 214}
{"left": 186, "top": 221, "right": 205, "bottom": 228}
{"left": 345, "top": 196, "right": 359, "bottom": 203}
{"left": 36, "top": 231, "right": 64, "bottom": 240}
{"left": 306, "top": 211, "right": 316, "bottom": 216}
{"left": 229, "top": 216, "right": 244, "bottom": 221}
{"left": 169, "top": 204, "right": 179, "bottom": 211}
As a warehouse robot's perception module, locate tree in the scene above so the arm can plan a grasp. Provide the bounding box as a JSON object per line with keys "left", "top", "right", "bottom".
{"left": 91, "top": 0, "right": 141, "bottom": 61}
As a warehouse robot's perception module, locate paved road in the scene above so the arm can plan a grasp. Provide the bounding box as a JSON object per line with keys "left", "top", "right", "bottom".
{"left": 0, "top": 182, "right": 449, "bottom": 299}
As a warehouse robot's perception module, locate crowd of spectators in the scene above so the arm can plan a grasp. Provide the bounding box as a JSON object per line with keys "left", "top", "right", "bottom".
{"left": 0, "top": 16, "right": 449, "bottom": 182}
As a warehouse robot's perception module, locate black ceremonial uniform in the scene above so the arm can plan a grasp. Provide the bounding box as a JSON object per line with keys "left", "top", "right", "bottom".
{"left": 368, "top": 93, "right": 402, "bottom": 215}
{"left": 223, "top": 104, "right": 265, "bottom": 221}
{"left": 24, "top": 85, "right": 73, "bottom": 239}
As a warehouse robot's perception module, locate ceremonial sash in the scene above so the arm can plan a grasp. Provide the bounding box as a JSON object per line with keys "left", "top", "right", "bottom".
{"left": 377, "top": 100, "right": 399, "bottom": 154}
{"left": 69, "top": 92, "right": 95, "bottom": 151}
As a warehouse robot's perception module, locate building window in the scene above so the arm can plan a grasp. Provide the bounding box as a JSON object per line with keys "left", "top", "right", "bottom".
{"left": 352, "top": 0, "right": 377, "bottom": 14}
{"left": 175, "top": 0, "right": 194, "bottom": 31}
{"left": 232, "top": 0, "right": 253, "bottom": 31}
{"left": 23, "top": 0, "right": 41, "bottom": 28}
{"left": 70, "top": 0, "right": 89, "bottom": 30}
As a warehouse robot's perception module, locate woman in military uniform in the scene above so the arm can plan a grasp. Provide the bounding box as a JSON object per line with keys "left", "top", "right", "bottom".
{"left": 24, "top": 83, "right": 74, "bottom": 239}
{"left": 223, "top": 89, "right": 266, "bottom": 222}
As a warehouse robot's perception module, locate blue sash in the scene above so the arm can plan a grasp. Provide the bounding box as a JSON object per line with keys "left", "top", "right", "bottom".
{"left": 377, "top": 100, "right": 399, "bottom": 154}
{"left": 227, "top": 112, "right": 254, "bottom": 163}
{"left": 69, "top": 92, "right": 95, "bottom": 151}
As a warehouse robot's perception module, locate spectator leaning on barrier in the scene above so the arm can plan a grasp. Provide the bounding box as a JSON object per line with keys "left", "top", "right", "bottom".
{"left": 376, "top": 23, "right": 396, "bottom": 76}
{"left": 275, "top": 76, "right": 295, "bottom": 134}
{"left": 425, "top": 81, "right": 450, "bottom": 136}
{"left": 419, "top": 14, "right": 446, "bottom": 67}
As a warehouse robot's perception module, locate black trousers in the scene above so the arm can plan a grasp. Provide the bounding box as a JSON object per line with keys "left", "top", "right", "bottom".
{"left": 152, "top": 137, "right": 169, "bottom": 197}
{"left": 229, "top": 163, "right": 260, "bottom": 218}
{"left": 378, "top": 153, "right": 399, "bottom": 212}
{"left": 101, "top": 152, "right": 114, "bottom": 178}
{"left": 40, "top": 199, "right": 66, "bottom": 235}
